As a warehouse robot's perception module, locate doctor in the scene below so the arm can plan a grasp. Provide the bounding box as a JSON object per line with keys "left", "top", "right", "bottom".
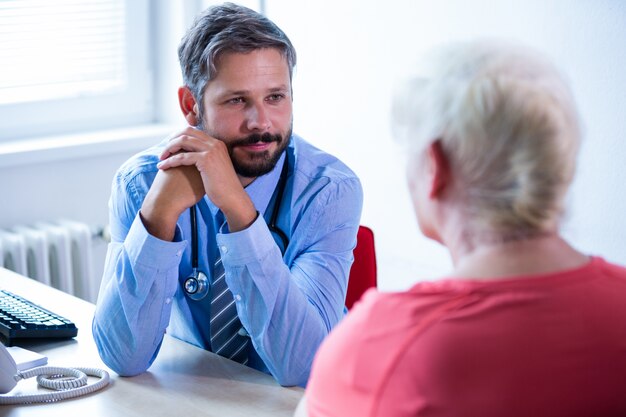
{"left": 92, "top": 2, "right": 362, "bottom": 387}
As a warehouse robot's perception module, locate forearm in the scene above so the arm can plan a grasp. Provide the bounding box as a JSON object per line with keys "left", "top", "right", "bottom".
{"left": 92, "top": 216, "right": 186, "bottom": 376}
{"left": 241, "top": 269, "right": 337, "bottom": 386}
{"left": 222, "top": 217, "right": 354, "bottom": 386}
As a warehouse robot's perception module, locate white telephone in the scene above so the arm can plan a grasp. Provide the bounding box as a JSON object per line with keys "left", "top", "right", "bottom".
{"left": 0, "top": 343, "right": 109, "bottom": 405}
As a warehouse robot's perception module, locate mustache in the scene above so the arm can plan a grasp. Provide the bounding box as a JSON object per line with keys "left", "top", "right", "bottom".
{"left": 230, "top": 132, "right": 282, "bottom": 147}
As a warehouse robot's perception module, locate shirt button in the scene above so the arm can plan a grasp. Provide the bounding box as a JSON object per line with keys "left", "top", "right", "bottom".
{"left": 220, "top": 245, "right": 228, "bottom": 253}
{"left": 165, "top": 297, "right": 172, "bottom": 304}
{"left": 234, "top": 294, "right": 241, "bottom": 302}
{"left": 176, "top": 250, "right": 182, "bottom": 257}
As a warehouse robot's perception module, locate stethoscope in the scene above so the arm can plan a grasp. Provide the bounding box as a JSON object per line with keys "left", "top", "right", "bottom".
{"left": 183, "top": 158, "right": 290, "bottom": 300}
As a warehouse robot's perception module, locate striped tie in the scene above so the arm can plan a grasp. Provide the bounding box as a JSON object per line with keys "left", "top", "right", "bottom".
{"left": 209, "top": 255, "right": 250, "bottom": 365}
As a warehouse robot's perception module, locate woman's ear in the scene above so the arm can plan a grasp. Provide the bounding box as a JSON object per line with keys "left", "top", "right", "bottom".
{"left": 178, "top": 86, "right": 200, "bottom": 126}
{"left": 427, "top": 140, "right": 450, "bottom": 199}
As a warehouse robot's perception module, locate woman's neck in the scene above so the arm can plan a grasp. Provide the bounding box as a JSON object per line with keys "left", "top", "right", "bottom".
{"left": 447, "top": 232, "right": 589, "bottom": 281}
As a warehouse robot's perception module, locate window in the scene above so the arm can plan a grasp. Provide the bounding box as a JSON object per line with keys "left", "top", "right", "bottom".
{"left": 0, "top": 0, "right": 152, "bottom": 142}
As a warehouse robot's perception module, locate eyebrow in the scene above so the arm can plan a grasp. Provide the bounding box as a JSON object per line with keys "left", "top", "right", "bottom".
{"left": 219, "top": 85, "right": 290, "bottom": 98}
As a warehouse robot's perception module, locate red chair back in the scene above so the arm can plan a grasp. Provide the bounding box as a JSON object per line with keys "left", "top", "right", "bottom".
{"left": 345, "top": 225, "right": 377, "bottom": 309}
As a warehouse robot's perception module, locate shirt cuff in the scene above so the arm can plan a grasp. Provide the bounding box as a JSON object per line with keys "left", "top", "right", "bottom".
{"left": 125, "top": 212, "right": 188, "bottom": 269}
{"left": 216, "top": 214, "right": 275, "bottom": 265}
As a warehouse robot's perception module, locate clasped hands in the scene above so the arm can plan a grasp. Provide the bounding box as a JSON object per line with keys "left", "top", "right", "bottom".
{"left": 140, "top": 127, "right": 257, "bottom": 241}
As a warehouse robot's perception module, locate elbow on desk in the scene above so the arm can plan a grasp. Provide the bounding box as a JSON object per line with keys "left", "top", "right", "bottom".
{"left": 275, "top": 374, "right": 307, "bottom": 388}
{"left": 91, "top": 320, "right": 155, "bottom": 377}
{"left": 95, "top": 341, "right": 154, "bottom": 377}
{"left": 271, "top": 365, "right": 310, "bottom": 388}
{"left": 103, "top": 363, "right": 145, "bottom": 377}
{"left": 100, "top": 355, "right": 150, "bottom": 377}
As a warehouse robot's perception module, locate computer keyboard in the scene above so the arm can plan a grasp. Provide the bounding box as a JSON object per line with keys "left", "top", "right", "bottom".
{"left": 0, "top": 289, "right": 78, "bottom": 346}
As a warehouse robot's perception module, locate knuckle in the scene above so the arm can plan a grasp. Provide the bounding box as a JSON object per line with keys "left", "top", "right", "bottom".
{"left": 214, "top": 140, "right": 227, "bottom": 151}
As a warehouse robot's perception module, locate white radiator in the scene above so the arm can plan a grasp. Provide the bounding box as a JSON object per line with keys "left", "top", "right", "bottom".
{"left": 0, "top": 220, "right": 98, "bottom": 302}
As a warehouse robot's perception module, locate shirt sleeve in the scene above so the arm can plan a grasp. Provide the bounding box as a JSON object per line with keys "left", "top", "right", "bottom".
{"left": 220, "top": 176, "right": 363, "bottom": 387}
{"left": 92, "top": 167, "right": 187, "bottom": 376}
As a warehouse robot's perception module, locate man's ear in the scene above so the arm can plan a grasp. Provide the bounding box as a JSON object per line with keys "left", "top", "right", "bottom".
{"left": 178, "top": 86, "right": 200, "bottom": 126}
{"left": 427, "top": 140, "right": 450, "bottom": 199}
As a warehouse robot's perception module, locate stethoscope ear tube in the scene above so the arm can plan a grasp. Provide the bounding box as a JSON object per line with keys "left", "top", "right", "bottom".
{"left": 268, "top": 159, "right": 290, "bottom": 252}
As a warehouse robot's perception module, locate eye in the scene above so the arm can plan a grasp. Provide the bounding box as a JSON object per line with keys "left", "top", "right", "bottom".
{"left": 226, "top": 97, "right": 245, "bottom": 105}
{"left": 267, "top": 93, "right": 285, "bottom": 102}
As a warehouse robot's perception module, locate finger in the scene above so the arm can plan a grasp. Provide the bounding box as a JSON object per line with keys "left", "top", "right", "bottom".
{"left": 157, "top": 152, "right": 200, "bottom": 170}
{"left": 160, "top": 135, "right": 209, "bottom": 160}
{"left": 160, "top": 126, "right": 205, "bottom": 159}
{"left": 161, "top": 126, "right": 221, "bottom": 159}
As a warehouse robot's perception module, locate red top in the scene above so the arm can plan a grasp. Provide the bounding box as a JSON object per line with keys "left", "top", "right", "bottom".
{"left": 307, "top": 257, "right": 626, "bottom": 417}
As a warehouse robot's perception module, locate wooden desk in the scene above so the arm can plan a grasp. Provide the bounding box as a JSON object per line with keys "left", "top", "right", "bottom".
{"left": 0, "top": 268, "right": 303, "bottom": 417}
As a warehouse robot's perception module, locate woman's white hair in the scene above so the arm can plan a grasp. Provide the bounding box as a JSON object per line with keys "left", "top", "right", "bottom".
{"left": 393, "top": 40, "right": 581, "bottom": 234}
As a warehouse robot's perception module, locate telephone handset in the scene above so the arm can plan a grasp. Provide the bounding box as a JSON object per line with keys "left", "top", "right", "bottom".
{"left": 0, "top": 343, "right": 110, "bottom": 405}
{"left": 0, "top": 344, "right": 17, "bottom": 393}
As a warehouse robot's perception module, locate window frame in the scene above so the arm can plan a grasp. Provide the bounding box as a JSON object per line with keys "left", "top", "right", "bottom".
{"left": 0, "top": 0, "right": 153, "bottom": 142}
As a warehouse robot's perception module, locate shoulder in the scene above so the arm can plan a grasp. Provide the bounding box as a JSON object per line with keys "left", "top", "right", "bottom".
{"left": 347, "top": 284, "right": 470, "bottom": 335}
{"left": 112, "top": 140, "right": 166, "bottom": 194}
{"left": 289, "top": 134, "right": 360, "bottom": 185}
{"left": 316, "top": 285, "right": 469, "bottom": 370}
{"left": 308, "top": 287, "right": 466, "bottom": 416}
{"left": 287, "top": 135, "right": 363, "bottom": 214}
{"left": 330, "top": 284, "right": 482, "bottom": 375}
{"left": 592, "top": 256, "right": 626, "bottom": 279}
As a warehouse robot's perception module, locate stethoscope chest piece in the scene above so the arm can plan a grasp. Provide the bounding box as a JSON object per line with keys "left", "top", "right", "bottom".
{"left": 184, "top": 269, "right": 209, "bottom": 301}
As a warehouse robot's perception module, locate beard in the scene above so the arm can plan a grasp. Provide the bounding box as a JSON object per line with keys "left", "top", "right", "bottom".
{"left": 226, "top": 127, "right": 291, "bottom": 178}
{"left": 196, "top": 115, "right": 292, "bottom": 178}
{"left": 226, "top": 129, "right": 291, "bottom": 178}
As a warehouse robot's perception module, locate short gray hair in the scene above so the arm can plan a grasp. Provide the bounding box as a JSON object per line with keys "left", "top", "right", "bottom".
{"left": 178, "top": 2, "right": 296, "bottom": 112}
{"left": 393, "top": 40, "right": 581, "bottom": 234}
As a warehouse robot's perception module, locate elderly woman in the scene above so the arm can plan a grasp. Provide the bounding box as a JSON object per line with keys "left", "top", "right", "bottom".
{"left": 296, "top": 41, "right": 626, "bottom": 417}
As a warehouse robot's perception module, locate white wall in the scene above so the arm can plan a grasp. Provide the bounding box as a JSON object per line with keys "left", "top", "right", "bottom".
{"left": 2, "top": 1, "right": 625, "bottom": 294}
{"left": 266, "top": 0, "right": 626, "bottom": 290}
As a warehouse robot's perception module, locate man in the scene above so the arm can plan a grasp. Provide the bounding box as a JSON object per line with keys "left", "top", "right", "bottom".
{"left": 92, "top": 3, "right": 362, "bottom": 387}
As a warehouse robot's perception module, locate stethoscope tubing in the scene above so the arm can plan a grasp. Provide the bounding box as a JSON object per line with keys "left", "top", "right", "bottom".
{"left": 184, "top": 157, "right": 290, "bottom": 300}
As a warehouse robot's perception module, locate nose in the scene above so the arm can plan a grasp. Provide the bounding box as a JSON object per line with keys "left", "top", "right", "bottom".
{"left": 246, "top": 103, "right": 271, "bottom": 132}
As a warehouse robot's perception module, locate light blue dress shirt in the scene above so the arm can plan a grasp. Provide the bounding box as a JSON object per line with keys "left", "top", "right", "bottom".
{"left": 92, "top": 134, "right": 363, "bottom": 387}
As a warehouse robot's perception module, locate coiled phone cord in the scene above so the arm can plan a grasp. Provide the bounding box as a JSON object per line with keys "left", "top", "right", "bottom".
{"left": 0, "top": 366, "right": 109, "bottom": 405}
